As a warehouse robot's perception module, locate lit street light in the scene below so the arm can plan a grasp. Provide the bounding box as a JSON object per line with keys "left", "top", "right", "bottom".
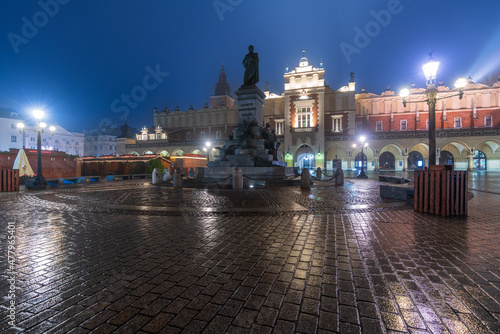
{"left": 400, "top": 54, "right": 466, "bottom": 166}
{"left": 17, "top": 110, "right": 56, "bottom": 187}
{"left": 353, "top": 135, "right": 368, "bottom": 179}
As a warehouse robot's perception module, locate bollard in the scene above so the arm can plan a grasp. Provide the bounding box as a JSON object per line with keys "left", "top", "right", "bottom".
{"left": 163, "top": 169, "right": 170, "bottom": 182}
{"left": 152, "top": 168, "right": 160, "bottom": 185}
{"left": 301, "top": 168, "right": 311, "bottom": 190}
{"left": 335, "top": 167, "right": 344, "bottom": 186}
{"left": 316, "top": 167, "right": 322, "bottom": 181}
{"left": 233, "top": 167, "right": 243, "bottom": 190}
{"left": 173, "top": 168, "right": 183, "bottom": 188}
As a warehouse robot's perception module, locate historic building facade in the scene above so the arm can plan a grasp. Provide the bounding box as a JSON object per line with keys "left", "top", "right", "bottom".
{"left": 0, "top": 107, "right": 85, "bottom": 157}
{"left": 120, "top": 53, "right": 500, "bottom": 171}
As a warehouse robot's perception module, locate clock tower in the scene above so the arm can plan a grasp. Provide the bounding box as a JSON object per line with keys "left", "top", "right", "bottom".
{"left": 210, "top": 64, "right": 235, "bottom": 108}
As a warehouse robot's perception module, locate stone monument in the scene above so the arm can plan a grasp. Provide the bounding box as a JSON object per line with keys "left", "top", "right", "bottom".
{"left": 200, "top": 46, "right": 293, "bottom": 181}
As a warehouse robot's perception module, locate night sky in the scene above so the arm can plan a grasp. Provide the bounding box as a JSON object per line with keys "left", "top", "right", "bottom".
{"left": 1, "top": 0, "right": 500, "bottom": 133}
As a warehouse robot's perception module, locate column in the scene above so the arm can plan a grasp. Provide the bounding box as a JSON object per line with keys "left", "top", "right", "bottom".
{"left": 402, "top": 155, "right": 408, "bottom": 171}
{"left": 468, "top": 154, "right": 474, "bottom": 172}
{"left": 374, "top": 155, "right": 379, "bottom": 171}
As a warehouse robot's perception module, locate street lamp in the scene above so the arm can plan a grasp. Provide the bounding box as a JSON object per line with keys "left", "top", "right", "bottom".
{"left": 353, "top": 136, "right": 368, "bottom": 179}
{"left": 17, "top": 110, "right": 56, "bottom": 187}
{"left": 204, "top": 141, "right": 211, "bottom": 160}
{"left": 400, "top": 54, "right": 466, "bottom": 166}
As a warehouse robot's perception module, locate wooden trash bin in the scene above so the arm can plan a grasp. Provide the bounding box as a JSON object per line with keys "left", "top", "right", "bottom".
{"left": 414, "top": 165, "right": 468, "bottom": 216}
{"left": 1, "top": 169, "right": 20, "bottom": 192}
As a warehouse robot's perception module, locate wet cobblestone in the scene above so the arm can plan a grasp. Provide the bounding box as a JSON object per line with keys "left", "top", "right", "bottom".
{"left": 0, "top": 176, "right": 499, "bottom": 333}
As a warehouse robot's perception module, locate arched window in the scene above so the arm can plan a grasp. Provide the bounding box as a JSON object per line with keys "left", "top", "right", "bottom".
{"left": 408, "top": 151, "right": 424, "bottom": 170}
{"left": 354, "top": 152, "right": 367, "bottom": 169}
{"left": 471, "top": 150, "right": 487, "bottom": 170}
{"left": 439, "top": 150, "right": 454, "bottom": 166}
{"left": 379, "top": 152, "right": 395, "bottom": 170}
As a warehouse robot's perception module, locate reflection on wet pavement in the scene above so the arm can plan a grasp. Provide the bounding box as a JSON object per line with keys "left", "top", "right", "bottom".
{"left": 0, "top": 174, "right": 499, "bottom": 333}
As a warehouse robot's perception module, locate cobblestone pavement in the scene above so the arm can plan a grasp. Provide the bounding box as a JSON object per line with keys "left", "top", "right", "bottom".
{"left": 1, "top": 175, "right": 499, "bottom": 333}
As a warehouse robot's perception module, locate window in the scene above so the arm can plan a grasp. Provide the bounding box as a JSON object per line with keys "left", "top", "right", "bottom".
{"left": 55, "top": 139, "right": 59, "bottom": 143}
{"left": 426, "top": 119, "right": 429, "bottom": 129}
{"left": 356, "top": 122, "right": 362, "bottom": 133}
{"left": 275, "top": 120, "right": 284, "bottom": 135}
{"left": 75, "top": 141, "right": 79, "bottom": 145}
{"left": 94, "top": 146, "right": 97, "bottom": 150}
{"left": 186, "top": 132, "right": 191, "bottom": 140}
{"left": 11, "top": 135, "right": 17, "bottom": 143}
{"left": 200, "top": 131, "right": 205, "bottom": 139}
{"left": 454, "top": 117, "right": 462, "bottom": 128}
{"left": 31, "top": 137, "right": 36, "bottom": 141}
{"left": 66, "top": 141, "right": 70, "bottom": 144}
{"left": 109, "top": 145, "right": 112, "bottom": 150}
{"left": 156, "top": 133, "right": 161, "bottom": 139}
{"left": 400, "top": 120, "right": 407, "bottom": 130}
{"left": 376, "top": 121, "right": 382, "bottom": 132}
{"left": 216, "top": 130, "right": 221, "bottom": 139}
{"left": 331, "top": 116, "right": 342, "bottom": 132}
{"left": 42, "top": 138, "right": 47, "bottom": 142}
{"left": 296, "top": 107, "right": 312, "bottom": 127}
{"left": 76, "top": 149, "right": 79, "bottom": 155}
{"left": 485, "top": 116, "right": 492, "bottom": 127}
{"left": 11, "top": 124, "right": 15, "bottom": 129}
{"left": 100, "top": 145, "right": 103, "bottom": 150}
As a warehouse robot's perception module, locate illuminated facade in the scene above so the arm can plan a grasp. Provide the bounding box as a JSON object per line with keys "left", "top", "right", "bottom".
{"left": 120, "top": 53, "right": 500, "bottom": 171}
{"left": 0, "top": 107, "right": 85, "bottom": 157}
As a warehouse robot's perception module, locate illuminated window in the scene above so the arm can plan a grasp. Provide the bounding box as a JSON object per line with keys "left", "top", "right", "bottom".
{"left": 485, "top": 116, "right": 492, "bottom": 127}
{"left": 400, "top": 120, "right": 407, "bottom": 130}
{"left": 275, "top": 120, "right": 284, "bottom": 135}
{"left": 331, "top": 116, "right": 342, "bottom": 132}
{"left": 356, "top": 122, "right": 362, "bottom": 133}
{"left": 454, "top": 117, "right": 462, "bottom": 128}
{"left": 296, "top": 107, "right": 312, "bottom": 127}
{"left": 376, "top": 121, "right": 382, "bottom": 131}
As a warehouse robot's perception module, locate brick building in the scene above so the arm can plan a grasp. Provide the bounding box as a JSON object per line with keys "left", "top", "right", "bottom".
{"left": 118, "top": 52, "right": 500, "bottom": 171}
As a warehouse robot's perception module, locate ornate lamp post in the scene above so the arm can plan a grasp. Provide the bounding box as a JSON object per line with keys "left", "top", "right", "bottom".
{"left": 17, "top": 110, "right": 56, "bottom": 186}
{"left": 353, "top": 136, "right": 368, "bottom": 179}
{"left": 400, "top": 54, "right": 467, "bottom": 166}
{"left": 204, "top": 141, "right": 212, "bottom": 160}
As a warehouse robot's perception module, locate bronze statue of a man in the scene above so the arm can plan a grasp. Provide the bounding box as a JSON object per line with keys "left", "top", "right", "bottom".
{"left": 243, "top": 45, "right": 259, "bottom": 86}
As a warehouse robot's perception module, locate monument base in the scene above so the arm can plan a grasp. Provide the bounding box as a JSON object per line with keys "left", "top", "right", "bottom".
{"left": 196, "top": 166, "right": 295, "bottom": 181}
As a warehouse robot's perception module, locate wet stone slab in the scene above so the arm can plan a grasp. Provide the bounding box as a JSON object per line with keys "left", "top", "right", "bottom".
{"left": 0, "top": 178, "right": 499, "bottom": 333}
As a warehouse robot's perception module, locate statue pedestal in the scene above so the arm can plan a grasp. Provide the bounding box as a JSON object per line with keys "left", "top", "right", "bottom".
{"left": 235, "top": 86, "right": 265, "bottom": 127}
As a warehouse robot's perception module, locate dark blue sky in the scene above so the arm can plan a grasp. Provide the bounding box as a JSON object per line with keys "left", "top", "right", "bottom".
{"left": 1, "top": 0, "right": 500, "bottom": 132}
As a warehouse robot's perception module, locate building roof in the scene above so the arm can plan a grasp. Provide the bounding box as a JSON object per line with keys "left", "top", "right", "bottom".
{"left": 0, "top": 107, "right": 22, "bottom": 120}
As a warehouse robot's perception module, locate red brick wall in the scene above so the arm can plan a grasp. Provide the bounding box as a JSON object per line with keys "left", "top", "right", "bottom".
{"left": 355, "top": 108, "right": 500, "bottom": 132}
{"left": 0, "top": 149, "right": 78, "bottom": 178}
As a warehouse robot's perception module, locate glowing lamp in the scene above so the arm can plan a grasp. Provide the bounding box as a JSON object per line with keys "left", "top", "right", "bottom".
{"left": 422, "top": 59, "right": 440, "bottom": 82}
{"left": 49, "top": 125, "right": 56, "bottom": 133}
{"left": 33, "top": 109, "right": 44, "bottom": 120}
{"left": 39, "top": 122, "right": 47, "bottom": 129}
{"left": 360, "top": 136, "right": 366, "bottom": 143}
{"left": 17, "top": 123, "right": 25, "bottom": 129}
{"left": 399, "top": 88, "right": 410, "bottom": 98}
{"left": 454, "top": 77, "right": 468, "bottom": 89}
